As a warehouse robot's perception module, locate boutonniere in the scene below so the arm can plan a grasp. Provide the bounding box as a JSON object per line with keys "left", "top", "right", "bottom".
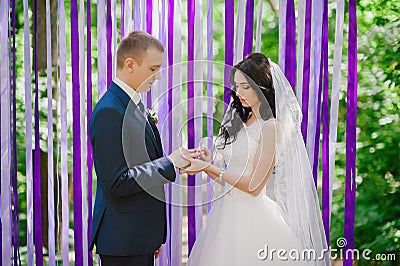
{"left": 147, "top": 108, "right": 159, "bottom": 125}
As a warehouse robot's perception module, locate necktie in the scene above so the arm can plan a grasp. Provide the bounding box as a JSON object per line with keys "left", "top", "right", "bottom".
{"left": 137, "top": 101, "right": 147, "bottom": 118}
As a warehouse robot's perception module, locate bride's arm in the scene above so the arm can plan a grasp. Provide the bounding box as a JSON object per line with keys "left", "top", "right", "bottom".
{"left": 204, "top": 121, "right": 277, "bottom": 196}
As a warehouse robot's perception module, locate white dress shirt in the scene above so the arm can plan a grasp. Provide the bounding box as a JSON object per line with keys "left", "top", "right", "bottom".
{"left": 114, "top": 77, "right": 142, "bottom": 105}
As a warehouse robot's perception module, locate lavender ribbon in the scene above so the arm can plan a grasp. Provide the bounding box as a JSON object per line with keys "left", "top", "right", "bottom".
{"left": 58, "top": 1, "right": 70, "bottom": 264}
{"left": 97, "top": 0, "right": 107, "bottom": 98}
{"left": 321, "top": 0, "right": 331, "bottom": 244}
{"left": 285, "top": 0, "right": 296, "bottom": 90}
{"left": 1, "top": 1, "right": 11, "bottom": 264}
{"left": 224, "top": 0, "right": 234, "bottom": 110}
{"left": 243, "top": 0, "right": 254, "bottom": 58}
{"left": 206, "top": 0, "right": 214, "bottom": 214}
{"left": 33, "top": 0, "right": 44, "bottom": 264}
{"left": 121, "top": 0, "right": 125, "bottom": 37}
{"left": 278, "top": 0, "right": 287, "bottom": 70}
{"left": 165, "top": 0, "right": 175, "bottom": 263}
{"left": 312, "top": 59, "right": 323, "bottom": 186}
{"left": 344, "top": 0, "right": 358, "bottom": 264}
{"left": 70, "top": 1, "right": 83, "bottom": 264}
{"left": 134, "top": 0, "right": 140, "bottom": 30}
{"left": 23, "top": 0, "right": 34, "bottom": 263}
{"left": 306, "top": 0, "right": 323, "bottom": 168}
{"left": 45, "top": 0, "right": 56, "bottom": 264}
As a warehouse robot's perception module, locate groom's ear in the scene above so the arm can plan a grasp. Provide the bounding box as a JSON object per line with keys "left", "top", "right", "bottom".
{"left": 124, "top": 57, "right": 138, "bottom": 72}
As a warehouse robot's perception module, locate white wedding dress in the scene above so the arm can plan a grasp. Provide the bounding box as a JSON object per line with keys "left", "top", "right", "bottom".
{"left": 187, "top": 119, "right": 308, "bottom": 266}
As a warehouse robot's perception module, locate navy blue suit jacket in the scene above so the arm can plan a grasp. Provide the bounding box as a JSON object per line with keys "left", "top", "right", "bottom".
{"left": 89, "top": 82, "right": 176, "bottom": 256}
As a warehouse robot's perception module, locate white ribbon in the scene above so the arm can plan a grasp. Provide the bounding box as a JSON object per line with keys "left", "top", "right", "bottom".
{"left": 255, "top": 0, "right": 263, "bottom": 53}
{"left": 233, "top": 0, "right": 246, "bottom": 65}
{"left": 170, "top": 1, "right": 184, "bottom": 264}
{"left": 58, "top": 0, "right": 70, "bottom": 264}
{"left": 124, "top": 0, "right": 133, "bottom": 35}
{"left": 296, "top": 0, "right": 307, "bottom": 105}
{"left": 194, "top": 0, "right": 204, "bottom": 240}
{"left": 329, "top": 0, "right": 345, "bottom": 228}
{"left": 111, "top": 0, "right": 117, "bottom": 81}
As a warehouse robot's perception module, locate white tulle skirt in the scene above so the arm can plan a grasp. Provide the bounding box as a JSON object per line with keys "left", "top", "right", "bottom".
{"left": 187, "top": 188, "right": 308, "bottom": 266}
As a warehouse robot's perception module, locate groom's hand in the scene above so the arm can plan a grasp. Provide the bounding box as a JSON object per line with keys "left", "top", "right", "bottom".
{"left": 154, "top": 245, "right": 162, "bottom": 259}
{"left": 168, "top": 147, "right": 191, "bottom": 169}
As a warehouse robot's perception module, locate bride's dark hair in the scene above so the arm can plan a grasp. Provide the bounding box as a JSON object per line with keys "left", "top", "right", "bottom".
{"left": 216, "top": 53, "right": 276, "bottom": 149}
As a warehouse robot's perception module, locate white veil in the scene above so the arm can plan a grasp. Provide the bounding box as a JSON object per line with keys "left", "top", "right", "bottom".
{"left": 270, "top": 60, "right": 330, "bottom": 265}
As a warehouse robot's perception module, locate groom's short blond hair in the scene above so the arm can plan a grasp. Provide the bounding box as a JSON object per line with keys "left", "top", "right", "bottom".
{"left": 117, "top": 31, "right": 164, "bottom": 69}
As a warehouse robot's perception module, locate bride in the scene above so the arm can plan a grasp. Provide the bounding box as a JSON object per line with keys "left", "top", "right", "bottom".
{"left": 181, "top": 53, "right": 330, "bottom": 265}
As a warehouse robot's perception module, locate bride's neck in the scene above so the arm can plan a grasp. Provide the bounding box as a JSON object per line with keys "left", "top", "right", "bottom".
{"left": 250, "top": 103, "right": 262, "bottom": 120}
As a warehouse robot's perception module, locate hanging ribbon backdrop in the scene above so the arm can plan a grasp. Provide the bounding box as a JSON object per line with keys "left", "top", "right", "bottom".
{"left": 0, "top": 0, "right": 358, "bottom": 265}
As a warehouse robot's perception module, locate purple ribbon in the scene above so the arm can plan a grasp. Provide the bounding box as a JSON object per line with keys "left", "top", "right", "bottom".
{"left": 87, "top": 1, "right": 93, "bottom": 265}
{"left": 224, "top": 0, "right": 234, "bottom": 110}
{"left": 146, "top": 0, "right": 153, "bottom": 34}
{"left": 11, "top": 0, "right": 20, "bottom": 263}
{"left": 187, "top": 0, "right": 196, "bottom": 254}
{"left": 243, "top": 0, "right": 254, "bottom": 58}
{"left": 285, "top": 0, "right": 296, "bottom": 91}
{"left": 321, "top": 0, "right": 330, "bottom": 245}
{"left": 300, "top": 0, "right": 312, "bottom": 143}
{"left": 146, "top": 0, "right": 153, "bottom": 108}
{"left": 33, "top": 0, "right": 44, "bottom": 264}
{"left": 344, "top": 0, "right": 358, "bottom": 264}
{"left": 71, "top": 1, "right": 83, "bottom": 264}
{"left": 107, "top": 0, "right": 112, "bottom": 87}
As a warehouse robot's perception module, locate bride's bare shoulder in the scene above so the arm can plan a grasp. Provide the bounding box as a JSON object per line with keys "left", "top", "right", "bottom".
{"left": 261, "top": 118, "right": 281, "bottom": 143}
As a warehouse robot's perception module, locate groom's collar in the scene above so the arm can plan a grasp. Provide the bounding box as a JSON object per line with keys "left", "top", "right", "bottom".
{"left": 113, "top": 77, "right": 142, "bottom": 106}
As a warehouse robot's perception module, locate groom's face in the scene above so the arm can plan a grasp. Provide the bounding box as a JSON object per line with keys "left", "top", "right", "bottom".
{"left": 131, "top": 47, "right": 163, "bottom": 93}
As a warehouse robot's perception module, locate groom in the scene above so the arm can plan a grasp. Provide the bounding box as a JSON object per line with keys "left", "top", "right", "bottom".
{"left": 89, "top": 31, "right": 190, "bottom": 265}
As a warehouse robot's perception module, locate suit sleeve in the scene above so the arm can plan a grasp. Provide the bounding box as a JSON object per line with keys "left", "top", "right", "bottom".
{"left": 90, "top": 108, "right": 176, "bottom": 198}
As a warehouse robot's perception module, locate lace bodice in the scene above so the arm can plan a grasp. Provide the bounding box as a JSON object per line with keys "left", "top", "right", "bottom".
{"left": 215, "top": 119, "right": 275, "bottom": 198}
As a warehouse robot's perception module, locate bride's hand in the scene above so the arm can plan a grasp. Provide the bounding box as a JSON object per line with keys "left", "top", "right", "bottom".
{"left": 179, "top": 155, "right": 211, "bottom": 175}
{"left": 188, "top": 147, "right": 212, "bottom": 163}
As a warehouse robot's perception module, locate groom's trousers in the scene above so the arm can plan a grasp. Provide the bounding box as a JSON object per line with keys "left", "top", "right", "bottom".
{"left": 100, "top": 254, "right": 154, "bottom": 266}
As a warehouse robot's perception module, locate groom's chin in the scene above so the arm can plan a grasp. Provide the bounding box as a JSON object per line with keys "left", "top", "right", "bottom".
{"left": 138, "top": 86, "right": 151, "bottom": 93}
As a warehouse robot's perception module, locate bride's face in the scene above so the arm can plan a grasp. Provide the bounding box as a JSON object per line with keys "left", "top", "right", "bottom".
{"left": 234, "top": 71, "right": 261, "bottom": 108}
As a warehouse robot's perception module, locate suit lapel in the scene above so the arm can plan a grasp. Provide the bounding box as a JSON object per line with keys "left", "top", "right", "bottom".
{"left": 110, "top": 83, "right": 163, "bottom": 157}
{"left": 146, "top": 114, "right": 163, "bottom": 155}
